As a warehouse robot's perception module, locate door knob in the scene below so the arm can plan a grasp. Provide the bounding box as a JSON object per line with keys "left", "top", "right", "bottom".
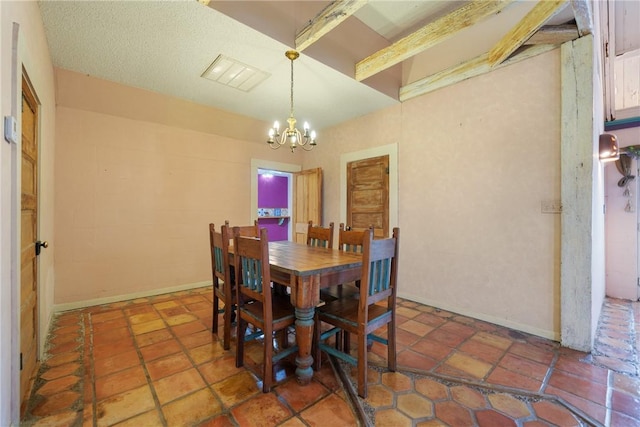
{"left": 35, "top": 240, "right": 48, "bottom": 256}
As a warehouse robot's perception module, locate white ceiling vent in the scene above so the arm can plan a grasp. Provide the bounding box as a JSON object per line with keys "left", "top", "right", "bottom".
{"left": 201, "top": 54, "right": 270, "bottom": 92}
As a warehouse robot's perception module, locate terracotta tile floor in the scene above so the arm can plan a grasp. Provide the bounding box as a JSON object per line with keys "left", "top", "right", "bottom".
{"left": 22, "top": 288, "right": 640, "bottom": 426}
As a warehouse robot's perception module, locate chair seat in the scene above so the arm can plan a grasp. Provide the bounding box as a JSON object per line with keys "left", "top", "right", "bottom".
{"left": 241, "top": 294, "right": 296, "bottom": 325}
{"left": 318, "top": 298, "right": 390, "bottom": 329}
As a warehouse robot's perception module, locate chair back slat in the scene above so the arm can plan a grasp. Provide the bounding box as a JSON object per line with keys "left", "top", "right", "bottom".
{"left": 240, "top": 257, "right": 263, "bottom": 293}
{"left": 307, "top": 221, "right": 334, "bottom": 248}
{"left": 369, "top": 258, "right": 392, "bottom": 296}
{"left": 214, "top": 246, "right": 225, "bottom": 276}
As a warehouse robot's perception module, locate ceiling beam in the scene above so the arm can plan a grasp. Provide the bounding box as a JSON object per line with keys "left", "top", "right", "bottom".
{"left": 524, "top": 24, "right": 579, "bottom": 45}
{"left": 399, "top": 44, "right": 557, "bottom": 102}
{"left": 295, "top": 0, "right": 369, "bottom": 52}
{"left": 570, "top": 0, "right": 593, "bottom": 36}
{"left": 488, "top": 0, "right": 567, "bottom": 67}
{"left": 355, "top": 0, "right": 514, "bottom": 82}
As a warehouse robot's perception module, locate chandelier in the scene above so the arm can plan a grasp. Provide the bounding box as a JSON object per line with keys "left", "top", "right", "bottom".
{"left": 267, "top": 50, "right": 317, "bottom": 152}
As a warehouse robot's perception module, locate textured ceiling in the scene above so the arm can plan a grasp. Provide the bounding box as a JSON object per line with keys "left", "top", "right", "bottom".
{"left": 38, "top": 0, "right": 398, "bottom": 132}
{"left": 37, "top": 0, "right": 637, "bottom": 135}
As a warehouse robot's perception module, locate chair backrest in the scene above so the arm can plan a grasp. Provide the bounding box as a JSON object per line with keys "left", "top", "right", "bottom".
{"left": 210, "top": 223, "right": 231, "bottom": 290}
{"left": 226, "top": 220, "right": 259, "bottom": 238}
{"left": 307, "top": 221, "right": 334, "bottom": 248}
{"left": 359, "top": 227, "right": 400, "bottom": 308}
{"left": 233, "top": 227, "right": 271, "bottom": 308}
{"left": 338, "top": 223, "right": 374, "bottom": 253}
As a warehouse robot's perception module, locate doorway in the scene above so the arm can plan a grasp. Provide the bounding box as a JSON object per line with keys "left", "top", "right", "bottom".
{"left": 257, "top": 169, "right": 293, "bottom": 241}
{"left": 250, "top": 159, "right": 301, "bottom": 241}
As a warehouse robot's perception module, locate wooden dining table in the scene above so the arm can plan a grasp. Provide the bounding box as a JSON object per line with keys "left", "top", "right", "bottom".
{"left": 232, "top": 240, "right": 363, "bottom": 385}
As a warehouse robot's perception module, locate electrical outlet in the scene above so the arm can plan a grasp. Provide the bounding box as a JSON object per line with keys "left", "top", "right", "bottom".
{"left": 541, "top": 200, "right": 562, "bottom": 214}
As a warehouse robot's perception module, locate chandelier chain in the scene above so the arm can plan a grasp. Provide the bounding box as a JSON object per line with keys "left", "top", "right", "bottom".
{"left": 290, "top": 57, "right": 294, "bottom": 118}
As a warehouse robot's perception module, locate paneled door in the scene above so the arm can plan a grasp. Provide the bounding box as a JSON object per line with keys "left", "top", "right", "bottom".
{"left": 292, "top": 168, "right": 322, "bottom": 243}
{"left": 347, "top": 155, "right": 389, "bottom": 238}
{"left": 20, "top": 76, "right": 40, "bottom": 415}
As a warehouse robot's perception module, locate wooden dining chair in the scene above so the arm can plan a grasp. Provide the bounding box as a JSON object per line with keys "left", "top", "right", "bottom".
{"left": 233, "top": 227, "right": 298, "bottom": 392}
{"left": 314, "top": 227, "right": 400, "bottom": 398}
{"left": 209, "top": 223, "right": 235, "bottom": 350}
{"left": 307, "top": 221, "right": 334, "bottom": 248}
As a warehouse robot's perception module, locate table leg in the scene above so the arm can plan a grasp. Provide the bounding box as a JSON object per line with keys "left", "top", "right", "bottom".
{"left": 294, "top": 306, "right": 314, "bottom": 384}
{"left": 290, "top": 274, "right": 320, "bottom": 385}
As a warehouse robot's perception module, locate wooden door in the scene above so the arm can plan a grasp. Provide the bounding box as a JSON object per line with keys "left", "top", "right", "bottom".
{"left": 20, "top": 76, "right": 40, "bottom": 414}
{"left": 292, "top": 168, "right": 322, "bottom": 244}
{"left": 347, "top": 155, "right": 389, "bottom": 238}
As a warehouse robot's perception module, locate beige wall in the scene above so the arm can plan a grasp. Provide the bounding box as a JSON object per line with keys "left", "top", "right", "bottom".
{"left": 54, "top": 69, "right": 299, "bottom": 306}
{"left": 1, "top": 1, "right": 56, "bottom": 423}
{"left": 307, "top": 50, "right": 562, "bottom": 339}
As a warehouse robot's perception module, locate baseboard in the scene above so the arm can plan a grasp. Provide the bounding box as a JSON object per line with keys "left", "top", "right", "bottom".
{"left": 53, "top": 281, "right": 211, "bottom": 313}
{"left": 397, "top": 292, "right": 560, "bottom": 342}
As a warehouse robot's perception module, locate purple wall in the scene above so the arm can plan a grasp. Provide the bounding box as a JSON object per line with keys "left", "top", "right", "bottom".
{"left": 258, "top": 174, "right": 289, "bottom": 241}
{"left": 258, "top": 175, "right": 288, "bottom": 207}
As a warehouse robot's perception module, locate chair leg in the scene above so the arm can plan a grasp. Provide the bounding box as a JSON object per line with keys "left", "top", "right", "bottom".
{"left": 222, "top": 301, "right": 231, "bottom": 350}
{"left": 212, "top": 296, "right": 219, "bottom": 335}
{"left": 357, "top": 331, "right": 368, "bottom": 399}
{"left": 236, "top": 316, "right": 247, "bottom": 368}
{"left": 335, "top": 330, "right": 343, "bottom": 351}
{"left": 388, "top": 318, "right": 396, "bottom": 372}
{"left": 263, "top": 326, "right": 273, "bottom": 393}
{"left": 276, "top": 329, "right": 288, "bottom": 349}
{"left": 313, "top": 316, "right": 322, "bottom": 371}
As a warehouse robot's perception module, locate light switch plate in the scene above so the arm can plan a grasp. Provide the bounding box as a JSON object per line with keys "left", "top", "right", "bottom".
{"left": 541, "top": 200, "right": 562, "bottom": 214}
{"left": 4, "top": 116, "right": 18, "bottom": 144}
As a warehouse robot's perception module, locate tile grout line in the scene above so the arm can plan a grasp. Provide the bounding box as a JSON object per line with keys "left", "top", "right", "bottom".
{"left": 538, "top": 347, "right": 560, "bottom": 395}
{"left": 605, "top": 369, "right": 613, "bottom": 426}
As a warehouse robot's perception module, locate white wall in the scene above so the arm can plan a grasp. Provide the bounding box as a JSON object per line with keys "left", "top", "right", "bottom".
{"left": 605, "top": 125, "right": 640, "bottom": 300}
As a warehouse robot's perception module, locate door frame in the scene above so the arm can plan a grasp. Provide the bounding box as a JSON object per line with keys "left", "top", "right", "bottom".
{"left": 340, "top": 143, "right": 398, "bottom": 231}
{"left": 250, "top": 159, "right": 301, "bottom": 240}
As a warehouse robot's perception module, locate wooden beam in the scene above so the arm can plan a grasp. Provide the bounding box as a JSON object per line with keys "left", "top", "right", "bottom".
{"left": 488, "top": 0, "right": 567, "bottom": 67}
{"left": 570, "top": 0, "right": 592, "bottom": 36}
{"left": 295, "top": 0, "right": 369, "bottom": 52}
{"left": 355, "top": 0, "right": 514, "bottom": 82}
{"left": 399, "top": 44, "right": 557, "bottom": 102}
{"left": 525, "top": 24, "right": 579, "bottom": 45}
